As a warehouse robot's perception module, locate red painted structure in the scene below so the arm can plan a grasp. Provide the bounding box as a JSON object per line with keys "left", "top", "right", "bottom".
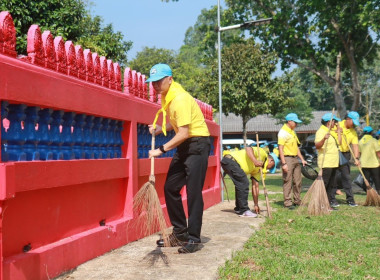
{"left": 0, "top": 11, "right": 221, "bottom": 280}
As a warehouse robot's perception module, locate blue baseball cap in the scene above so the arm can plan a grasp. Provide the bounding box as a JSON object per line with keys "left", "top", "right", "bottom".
{"left": 285, "top": 113, "right": 302, "bottom": 123}
{"left": 322, "top": 113, "right": 341, "bottom": 122}
{"left": 376, "top": 130, "right": 380, "bottom": 136}
{"left": 363, "top": 126, "right": 373, "bottom": 133}
{"left": 269, "top": 152, "right": 279, "bottom": 173}
{"left": 347, "top": 111, "right": 360, "bottom": 126}
{"left": 145, "top": 63, "right": 172, "bottom": 83}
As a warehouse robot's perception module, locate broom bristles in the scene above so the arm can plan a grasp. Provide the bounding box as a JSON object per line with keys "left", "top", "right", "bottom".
{"left": 363, "top": 187, "right": 380, "bottom": 207}
{"left": 133, "top": 181, "right": 170, "bottom": 246}
{"left": 298, "top": 177, "right": 331, "bottom": 216}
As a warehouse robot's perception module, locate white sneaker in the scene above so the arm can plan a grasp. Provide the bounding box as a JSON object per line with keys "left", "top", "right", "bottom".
{"left": 239, "top": 210, "right": 257, "bottom": 218}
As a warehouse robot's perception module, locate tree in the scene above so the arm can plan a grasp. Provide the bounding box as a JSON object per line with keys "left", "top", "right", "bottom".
{"left": 225, "top": 0, "right": 380, "bottom": 118}
{"left": 197, "top": 40, "right": 292, "bottom": 142}
{"left": 0, "top": 0, "right": 132, "bottom": 65}
{"left": 128, "top": 47, "right": 177, "bottom": 76}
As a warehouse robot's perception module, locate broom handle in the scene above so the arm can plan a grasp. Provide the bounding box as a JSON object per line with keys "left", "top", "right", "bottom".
{"left": 151, "top": 129, "right": 156, "bottom": 176}
{"left": 220, "top": 172, "right": 230, "bottom": 202}
{"left": 319, "top": 108, "right": 335, "bottom": 175}
{"left": 342, "top": 134, "right": 372, "bottom": 190}
{"left": 256, "top": 134, "right": 272, "bottom": 219}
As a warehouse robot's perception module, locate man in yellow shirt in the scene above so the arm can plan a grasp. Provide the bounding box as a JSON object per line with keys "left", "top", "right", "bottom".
{"left": 315, "top": 113, "right": 342, "bottom": 209}
{"left": 359, "top": 126, "right": 380, "bottom": 194}
{"left": 221, "top": 146, "right": 279, "bottom": 216}
{"left": 147, "top": 64, "right": 210, "bottom": 254}
{"left": 332, "top": 111, "right": 360, "bottom": 207}
{"left": 278, "top": 113, "right": 307, "bottom": 209}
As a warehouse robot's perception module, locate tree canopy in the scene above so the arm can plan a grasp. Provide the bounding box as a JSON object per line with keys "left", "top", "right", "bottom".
{"left": 225, "top": 0, "right": 380, "bottom": 118}
{"left": 0, "top": 0, "right": 132, "bottom": 66}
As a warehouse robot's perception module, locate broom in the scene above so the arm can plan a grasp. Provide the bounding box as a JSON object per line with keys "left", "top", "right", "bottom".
{"left": 298, "top": 110, "right": 336, "bottom": 216}
{"left": 256, "top": 134, "right": 272, "bottom": 218}
{"left": 133, "top": 129, "right": 169, "bottom": 246}
{"left": 342, "top": 134, "right": 380, "bottom": 206}
{"left": 220, "top": 171, "right": 230, "bottom": 202}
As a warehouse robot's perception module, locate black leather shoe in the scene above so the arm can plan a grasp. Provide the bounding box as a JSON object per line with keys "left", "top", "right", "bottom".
{"left": 178, "top": 240, "right": 200, "bottom": 254}
{"left": 156, "top": 232, "right": 189, "bottom": 247}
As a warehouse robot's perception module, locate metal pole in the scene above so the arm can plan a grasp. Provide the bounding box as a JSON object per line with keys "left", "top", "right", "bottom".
{"left": 217, "top": 0, "right": 224, "bottom": 202}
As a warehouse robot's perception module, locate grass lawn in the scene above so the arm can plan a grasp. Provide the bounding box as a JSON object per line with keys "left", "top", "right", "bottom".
{"left": 218, "top": 167, "right": 380, "bottom": 280}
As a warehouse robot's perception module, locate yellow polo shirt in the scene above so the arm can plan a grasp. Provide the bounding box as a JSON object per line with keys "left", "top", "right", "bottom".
{"left": 359, "top": 135, "right": 380, "bottom": 168}
{"left": 277, "top": 124, "right": 300, "bottom": 156}
{"left": 336, "top": 120, "right": 358, "bottom": 152}
{"left": 167, "top": 82, "right": 210, "bottom": 137}
{"left": 229, "top": 147, "right": 269, "bottom": 181}
{"left": 315, "top": 125, "right": 339, "bottom": 168}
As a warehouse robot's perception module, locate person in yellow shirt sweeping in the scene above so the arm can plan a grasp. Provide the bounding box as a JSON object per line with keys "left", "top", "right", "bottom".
{"left": 147, "top": 63, "right": 210, "bottom": 254}
{"left": 221, "top": 146, "right": 279, "bottom": 216}
{"left": 331, "top": 111, "right": 361, "bottom": 207}
{"left": 359, "top": 126, "right": 380, "bottom": 194}
{"left": 315, "top": 113, "right": 342, "bottom": 210}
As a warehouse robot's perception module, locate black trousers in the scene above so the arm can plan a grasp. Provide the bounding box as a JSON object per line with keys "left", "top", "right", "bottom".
{"left": 362, "top": 167, "right": 380, "bottom": 194}
{"left": 164, "top": 137, "right": 210, "bottom": 243}
{"left": 322, "top": 167, "right": 338, "bottom": 204}
{"left": 333, "top": 152, "right": 355, "bottom": 203}
{"left": 220, "top": 156, "right": 250, "bottom": 214}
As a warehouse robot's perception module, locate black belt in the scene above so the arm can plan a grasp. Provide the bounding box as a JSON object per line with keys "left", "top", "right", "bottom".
{"left": 285, "top": 155, "right": 297, "bottom": 158}
{"left": 184, "top": 136, "right": 208, "bottom": 143}
{"left": 342, "top": 151, "right": 350, "bottom": 154}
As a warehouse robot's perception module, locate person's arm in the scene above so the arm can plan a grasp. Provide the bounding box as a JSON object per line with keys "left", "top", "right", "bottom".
{"left": 148, "top": 122, "right": 173, "bottom": 135}
{"left": 245, "top": 147, "right": 263, "bottom": 167}
{"left": 149, "top": 125, "right": 189, "bottom": 158}
{"left": 278, "top": 145, "right": 288, "bottom": 173}
{"left": 251, "top": 178, "right": 260, "bottom": 214}
{"left": 297, "top": 148, "right": 307, "bottom": 166}
{"left": 352, "top": 144, "right": 360, "bottom": 166}
{"left": 376, "top": 151, "right": 380, "bottom": 166}
{"left": 315, "top": 132, "right": 329, "bottom": 149}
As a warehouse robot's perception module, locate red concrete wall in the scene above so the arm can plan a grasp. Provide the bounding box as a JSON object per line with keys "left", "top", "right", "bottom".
{"left": 0, "top": 11, "right": 221, "bottom": 280}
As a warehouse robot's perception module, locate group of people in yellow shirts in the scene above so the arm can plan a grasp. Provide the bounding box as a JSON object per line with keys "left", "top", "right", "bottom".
{"left": 222, "top": 111, "right": 380, "bottom": 214}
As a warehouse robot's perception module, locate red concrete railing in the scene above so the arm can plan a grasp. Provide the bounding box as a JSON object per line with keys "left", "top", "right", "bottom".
{"left": 0, "top": 11, "right": 220, "bottom": 280}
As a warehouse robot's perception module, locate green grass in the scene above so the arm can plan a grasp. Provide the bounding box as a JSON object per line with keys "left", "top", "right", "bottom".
{"left": 219, "top": 167, "right": 380, "bottom": 280}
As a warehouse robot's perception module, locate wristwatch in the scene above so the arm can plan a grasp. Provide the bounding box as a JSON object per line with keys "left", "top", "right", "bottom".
{"left": 159, "top": 145, "right": 166, "bottom": 153}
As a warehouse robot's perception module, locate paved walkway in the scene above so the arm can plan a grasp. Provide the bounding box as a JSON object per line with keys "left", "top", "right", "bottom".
{"left": 56, "top": 200, "right": 269, "bottom": 280}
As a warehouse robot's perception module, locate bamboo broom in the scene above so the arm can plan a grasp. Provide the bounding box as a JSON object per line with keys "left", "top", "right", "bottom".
{"left": 133, "top": 129, "right": 169, "bottom": 246}
{"left": 342, "top": 134, "right": 380, "bottom": 206}
{"left": 256, "top": 134, "right": 272, "bottom": 219}
{"left": 298, "top": 110, "right": 336, "bottom": 215}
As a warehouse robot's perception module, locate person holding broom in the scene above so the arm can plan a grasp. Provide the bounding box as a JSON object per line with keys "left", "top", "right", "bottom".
{"left": 278, "top": 113, "right": 307, "bottom": 210}
{"left": 358, "top": 126, "right": 380, "bottom": 194}
{"left": 315, "top": 113, "right": 342, "bottom": 210}
{"left": 331, "top": 111, "right": 361, "bottom": 207}
{"left": 147, "top": 63, "right": 210, "bottom": 254}
{"left": 221, "top": 146, "right": 279, "bottom": 216}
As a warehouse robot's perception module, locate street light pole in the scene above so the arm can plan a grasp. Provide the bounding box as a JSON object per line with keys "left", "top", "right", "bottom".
{"left": 217, "top": 0, "right": 272, "bottom": 202}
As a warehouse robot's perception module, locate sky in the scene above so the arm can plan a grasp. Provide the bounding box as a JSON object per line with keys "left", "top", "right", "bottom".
{"left": 90, "top": 0, "right": 225, "bottom": 61}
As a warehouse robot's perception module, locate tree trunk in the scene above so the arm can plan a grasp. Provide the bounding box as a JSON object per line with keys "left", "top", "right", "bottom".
{"left": 334, "top": 51, "right": 347, "bottom": 118}
{"left": 242, "top": 115, "right": 249, "bottom": 147}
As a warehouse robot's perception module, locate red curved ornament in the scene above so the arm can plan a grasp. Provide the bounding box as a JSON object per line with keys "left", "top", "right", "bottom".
{"left": 83, "top": 49, "right": 94, "bottom": 83}
{"left": 99, "top": 56, "right": 109, "bottom": 88}
{"left": 65, "top": 41, "right": 78, "bottom": 77}
{"left": 41, "top": 30, "right": 56, "bottom": 70}
{"left": 27, "top": 25, "right": 45, "bottom": 67}
{"left": 123, "top": 67, "right": 132, "bottom": 94}
{"left": 136, "top": 72, "right": 142, "bottom": 98}
{"left": 131, "top": 70, "right": 137, "bottom": 96}
{"left": 0, "top": 11, "right": 17, "bottom": 57}
{"left": 142, "top": 75, "right": 148, "bottom": 100}
{"left": 75, "top": 45, "right": 86, "bottom": 80}
{"left": 54, "top": 36, "right": 67, "bottom": 74}
{"left": 113, "top": 63, "right": 122, "bottom": 91}
{"left": 92, "top": 53, "right": 102, "bottom": 85}
{"left": 107, "top": 60, "right": 115, "bottom": 90}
